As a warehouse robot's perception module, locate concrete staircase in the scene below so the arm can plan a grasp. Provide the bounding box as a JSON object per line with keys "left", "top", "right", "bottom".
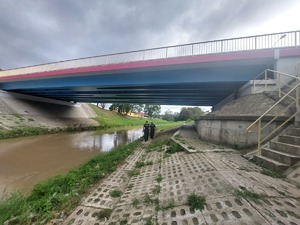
{"left": 254, "top": 126, "right": 300, "bottom": 172}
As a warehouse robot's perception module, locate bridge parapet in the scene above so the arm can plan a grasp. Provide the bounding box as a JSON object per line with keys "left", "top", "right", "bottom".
{"left": 1, "top": 30, "right": 299, "bottom": 77}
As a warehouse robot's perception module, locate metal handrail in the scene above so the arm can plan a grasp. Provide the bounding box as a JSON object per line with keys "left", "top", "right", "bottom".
{"left": 247, "top": 70, "right": 300, "bottom": 155}
{"left": 0, "top": 30, "right": 299, "bottom": 77}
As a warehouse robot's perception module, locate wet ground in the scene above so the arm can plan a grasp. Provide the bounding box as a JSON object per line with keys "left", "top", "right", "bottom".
{"left": 0, "top": 128, "right": 142, "bottom": 197}
{"left": 62, "top": 125, "right": 300, "bottom": 225}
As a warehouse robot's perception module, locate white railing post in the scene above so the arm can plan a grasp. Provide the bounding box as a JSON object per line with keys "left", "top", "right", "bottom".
{"left": 278, "top": 72, "right": 281, "bottom": 98}
{"left": 257, "top": 119, "right": 262, "bottom": 156}
{"left": 265, "top": 70, "right": 267, "bottom": 90}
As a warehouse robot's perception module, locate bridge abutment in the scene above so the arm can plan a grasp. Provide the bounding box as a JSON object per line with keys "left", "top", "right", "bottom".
{"left": 0, "top": 90, "right": 98, "bottom": 130}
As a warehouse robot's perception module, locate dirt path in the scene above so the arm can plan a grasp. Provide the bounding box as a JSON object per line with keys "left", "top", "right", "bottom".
{"left": 61, "top": 126, "right": 300, "bottom": 225}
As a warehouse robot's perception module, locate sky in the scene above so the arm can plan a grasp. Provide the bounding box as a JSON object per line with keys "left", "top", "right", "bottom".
{"left": 0, "top": 0, "right": 299, "bottom": 113}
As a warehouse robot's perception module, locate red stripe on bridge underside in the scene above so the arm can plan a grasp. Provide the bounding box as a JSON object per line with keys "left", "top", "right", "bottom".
{"left": 1, "top": 48, "right": 299, "bottom": 82}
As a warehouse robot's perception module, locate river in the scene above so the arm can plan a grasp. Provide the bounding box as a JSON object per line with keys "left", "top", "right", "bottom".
{"left": 0, "top": 128, "right": 143, "bottom": 198}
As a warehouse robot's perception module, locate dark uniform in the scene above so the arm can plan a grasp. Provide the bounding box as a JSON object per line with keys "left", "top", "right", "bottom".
{"left": 143, "top": 121, "right": 150, "bottom": 141}
{"left": 150, "top": 122, "right": 156, "bottom": 139}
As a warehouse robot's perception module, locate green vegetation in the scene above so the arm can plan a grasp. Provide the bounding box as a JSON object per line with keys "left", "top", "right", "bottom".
{"left": 128, "top": 169, "right": 140, "bottom": 177}
{"left": 135, "top": 160, "right": 153, "bottom": 169}
{"left": 162, "top": 199, "right": 175, "bottom": 210}
{"left": 165, "top": 141, "right": 183, "bottom": 155}
{"left": 143, "top": 193, "right": 159, "bottom": 206}
{"left": 144, "top": 217, "right": 154, "bottom": 225}
{"left": 234, "top": 186, "right": 267, "bottom": 203}
{"left": 146, "top": 139, "right": 170, "bottom": 152}
{"left": 95, "top": 208, "right": 113, "bottom": 220}
{"left": 135, "top": 161, "right": 145, "bottom": 168}
{"left": 131, "top": 198, "right": 141, "bottom": 208}
{"left": 152, "top": 185, "right": 161, "bottom": 194}
{"left": 90, "top": 104, "right": 174, "bottom": 128}
{"left": 127, "top": 184, "right": 134, "bottom": 190}
{"left": 261, "top": 169, "right": 286, "bottom": 178}
{"left": 110, "top": 190, "right": 123, "bottom": 198}
{"left": 0, "top": 105, "right": 184, "bottom": 140}
{"left": 187, "top": 193, "right": 206, "bottom": 211}
{"left": 0, "top": 125, "right": 98, "bottom": 140}
{"left": 156, "top": 174, "right": 163, "bottom": 183}
{"left": 0, "top": 140, "right": 140, "bottom": 225}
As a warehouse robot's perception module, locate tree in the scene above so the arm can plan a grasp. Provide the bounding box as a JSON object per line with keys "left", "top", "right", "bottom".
{"left": 176, "top": 107, "right": 204, "bottom": 121}
{"left": 144, "top": 104, "right": 161, "bottom": 118}
{"left": 162, "top": 109, "right": 175, "bottom": 121}
{"left": 132, "top": 104, "right": 144, "bottom": 113}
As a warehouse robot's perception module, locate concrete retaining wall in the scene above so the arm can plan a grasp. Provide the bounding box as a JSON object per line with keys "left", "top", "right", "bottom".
{"left": 0, "top": 90, "right": 98, "bottom": 129}
{"left": 195, "top": 116, "right": 289, "bottom": 149}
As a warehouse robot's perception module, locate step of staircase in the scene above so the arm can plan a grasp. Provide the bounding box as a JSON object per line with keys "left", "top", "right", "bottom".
{"left": 253, "top": 155, "right": 289, "bottom": 172}
{"left": 269, "top": 141, "right": 300, "bottom": 156}
{"left": 278, "top": 134, "right": 300, "bottom": 146}
{"left": 261, "top": 147, "right": 300, "bottom": 165}
{"left": 294, "top": 121, "right": 300, "bottom": 128}
{"left": 286, "top": 128, "right": 300, "bottom": 137}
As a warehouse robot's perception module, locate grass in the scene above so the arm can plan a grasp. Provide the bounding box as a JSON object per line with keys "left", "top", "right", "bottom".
{"left": 165, "top": 141, "right": 183, "bottom": 155}
{"left": 187, "top": 193, "right": 206, "bottom": 211}
{"left": 162, "top": 198, "right": 175, "bottom": 210}
{"left": 127, "top": 184, "right": 134, "bottom": 190}
{"left": 90, "top": 104, "right": 180, "bottom": 129}
{"left": 234, "top": 186, "right": 267, "bottom": 203}
{"left": 128, "top": 169, "right": 140, "bottom": 177}
{"left": 135, "top": 160, "right": 153, "bottom": 168}
{"left": 156, "top": 174, "right": 163, "bottom": 183}
{"left": 261, "top": 169, "right": 286, "bottom": 178}
{"left": 0, "top": 106, "right": 184, "bottom": 140}
{"left": 0, "top": 140, "right": 141, "bottom": 225}
{"left": 135, "top": 161, "right": 145, "bottom": 168}
{"left": 131, "top": 198, "right": 141, "bottom": 208}
{"left": 146, "top": 139, "right": 170, "bottom": 152}
{"left": 0, "top": 126, "right": 98, "bottom": 140}
{"left": 110, "top": 190, "right": 123, "bottom": 198}
{"left": 152, "top": 185, "right": 161, "bottom": 194}
{"left": 143, "top": 193, "right": 159, "bottom": 206}
{"left": 95, "top": 208, "right": 113, "bottom": 220}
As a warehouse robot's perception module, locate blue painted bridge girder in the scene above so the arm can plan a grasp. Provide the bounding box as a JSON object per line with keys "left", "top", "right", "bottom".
{"left": 0, "top": 47, "right": 299, "bottom": 106}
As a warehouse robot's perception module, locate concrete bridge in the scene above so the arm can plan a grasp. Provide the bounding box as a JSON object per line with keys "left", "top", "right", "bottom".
{"left": 0, "top": 30, "right": 300, "bottom": 107}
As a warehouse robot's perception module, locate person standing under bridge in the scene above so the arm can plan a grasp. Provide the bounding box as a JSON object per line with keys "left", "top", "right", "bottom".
{"left": 150, "top": 122, "right": 156, "bottom": 140}
{"left": 143, "top": 121, "right": 150, "bottom": 142}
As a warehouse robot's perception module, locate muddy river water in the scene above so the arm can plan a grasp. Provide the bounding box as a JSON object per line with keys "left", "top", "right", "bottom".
{"left": 0, "top": 128, "right": 143, "bottom": 198}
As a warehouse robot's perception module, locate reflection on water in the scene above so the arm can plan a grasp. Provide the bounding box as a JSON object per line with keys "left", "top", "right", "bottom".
{"left": 74, "top": 129, "right": 143, "bottom": 151}
{"left": 0, "top": 128, "right": 143, "bottom": 197}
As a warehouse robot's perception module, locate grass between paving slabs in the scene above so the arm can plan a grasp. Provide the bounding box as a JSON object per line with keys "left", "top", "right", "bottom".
{"left": 234, "top": 186, "right": 267, "bottom": 203}
{"left": 260, "top": 168, "right": 286, "bottom": 178}
{"left": 0, "top": 140, "right": 141, "bottom": 225}
{"left": 187, "top": 193, "right": 207, "bottom": 211}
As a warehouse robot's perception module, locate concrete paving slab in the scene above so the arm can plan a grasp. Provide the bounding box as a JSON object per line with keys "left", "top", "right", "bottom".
{"left": 124, "top": 147, "right": 145, "bottom": 171}
{"left": 106, "top": 204, "right": 156, "bottom": 225}
{"left": 63, "top": 205, "right": 102, "bottom": 225}
{"left": 158, "top": 205, "right": 206, "bottom": 225}
{"left": 203, "top": 152, "right": 261, "bottom": 172}
{"left": 82, "top": 183, "right": 123, "bottom": 209}
{"left": 63, "top": 127, "right": 300, "bottom": 225}
{"left": 202, "top": 197, "right": 269, "bottom": 225}
{"left": 251, "top": 171, "right": 300, "bottom": 198}
{"left": 287, "top": 165, "right": 300, "bottom": 186}
{"left": 160, "top": 177, "right": 193, "bottom": 206}
{"left": 118, "top": 164, "right": 159, "bottom": 206}
{"left": 249, "top": 197, "right": 300, "bottom": 225}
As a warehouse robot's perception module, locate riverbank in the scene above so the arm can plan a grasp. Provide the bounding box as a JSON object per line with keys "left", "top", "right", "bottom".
{"left": 0, "top": 102, "right": 184, "bottom": 140}
{"left": 0, "top": 127, "right": 182, "bottom": 224}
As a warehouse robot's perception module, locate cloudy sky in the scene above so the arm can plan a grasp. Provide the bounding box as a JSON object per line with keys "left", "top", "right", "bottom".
{"left": 0, "top": 0, "right": 299, "bottom": 112}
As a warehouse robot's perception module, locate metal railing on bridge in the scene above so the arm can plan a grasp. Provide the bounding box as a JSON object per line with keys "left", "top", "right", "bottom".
{"left": 1, "top": 30, "right": 299, "bottom": 77}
